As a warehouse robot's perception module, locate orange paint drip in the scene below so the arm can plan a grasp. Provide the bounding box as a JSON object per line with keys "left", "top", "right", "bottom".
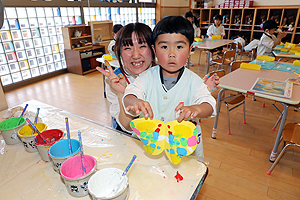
{"left": 175, "top": 171, "right": 183, "bottom": 182}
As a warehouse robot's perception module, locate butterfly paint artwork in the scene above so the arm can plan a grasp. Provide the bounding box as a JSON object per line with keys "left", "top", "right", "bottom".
{"left": 130, "top": 118, "right": 198, "bottom": 165}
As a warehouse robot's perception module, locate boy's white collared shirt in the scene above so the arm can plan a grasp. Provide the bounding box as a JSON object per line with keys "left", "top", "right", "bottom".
{"left": 257, "top": 33, "right": 277, "bottom": 56}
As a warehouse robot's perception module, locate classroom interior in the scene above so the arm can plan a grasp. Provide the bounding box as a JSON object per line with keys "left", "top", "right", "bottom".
{"left": 1, "top": 0, "right": 300, "bottom": 200}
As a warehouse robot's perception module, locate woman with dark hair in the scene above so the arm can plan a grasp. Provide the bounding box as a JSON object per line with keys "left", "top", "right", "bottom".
{"left": 184, "top": 11, "right": 201, "bottom": 38}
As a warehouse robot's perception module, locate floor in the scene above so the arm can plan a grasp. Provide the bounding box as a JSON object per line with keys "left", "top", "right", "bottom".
{"left": 4, "top": 49, "right": 300, "bottom": 200}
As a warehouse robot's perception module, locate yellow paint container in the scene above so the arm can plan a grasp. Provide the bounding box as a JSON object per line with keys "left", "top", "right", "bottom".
{"left": 18, "top": 123, "right": 47, "bottom": 153}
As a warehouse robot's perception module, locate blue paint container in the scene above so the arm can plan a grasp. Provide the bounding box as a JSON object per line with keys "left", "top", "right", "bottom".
{"left": 48, "top": 139, "right": 80, "bottom": 173}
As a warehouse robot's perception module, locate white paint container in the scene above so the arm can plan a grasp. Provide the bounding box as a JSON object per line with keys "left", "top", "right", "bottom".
{"left": 88, "top": 168, "right": 129, "bottom": 200}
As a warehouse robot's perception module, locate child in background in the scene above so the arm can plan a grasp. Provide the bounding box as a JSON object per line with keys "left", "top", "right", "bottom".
{"left": 257, "top": 20, "right": 287, "bottom": 56}
{"left": 122, "top": 16, "right": 216, "bottom": 157}
{"left": 185, "top": 11, "right": 201, "bottom": 38}
{"left": 207, "top": 14, "right": 225, "bottom": 39}
{"left": 234, "top": 32, "right": 246, "bottom": 47}
{"left": 244, "top": 34, "right": 260, "bottom": 52}
{"left": 108, "top": 24, "right": 123, "bottom": 56}
{"left": 207, "top": 14, "right": 225, "bottom": 55}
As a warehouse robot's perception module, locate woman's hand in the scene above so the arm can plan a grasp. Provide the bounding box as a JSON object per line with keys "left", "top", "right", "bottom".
{"left": 96, "top": 61, "right": 127, "bottom": 94}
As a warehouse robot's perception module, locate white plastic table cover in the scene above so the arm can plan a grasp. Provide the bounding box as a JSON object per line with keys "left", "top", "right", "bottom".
{"left": 0, "top": 100, "right": 208, "bottom": 200}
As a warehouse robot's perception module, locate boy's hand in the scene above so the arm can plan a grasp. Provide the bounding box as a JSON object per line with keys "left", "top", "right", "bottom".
{"left": 175, "top": 104, "right": 199, "bottom": 123}
{"left": 126, "top": 100, "right": 154, "bottom": 119}
{"left": 203, "top": 73, "right": 220, "bottom": 91}
{"left": 96, "top": 62, "right": 127, "bottom": 93}
{"left": 278, "top": 32, "right": 287, "bottom": 39}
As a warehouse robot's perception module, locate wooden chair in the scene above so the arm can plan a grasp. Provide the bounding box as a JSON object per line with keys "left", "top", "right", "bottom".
{"left": 272, "top": 103, "right": 300, "bottom": 131}
{"left": 220, "top": 61, "right": 250, "bottom": 134}
{"left": 210, "top": 49, "right": 236, "bottom": 71}
{"left": 267, "top": 123, "right": 300, "bottom": 175}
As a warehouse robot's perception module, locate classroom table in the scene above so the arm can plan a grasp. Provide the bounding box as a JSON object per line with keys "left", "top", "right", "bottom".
{"left": 192, "top": 39, "right": 234, "bottom": 74}
{"left": 272, "top": 50, "right": 300, "bottom": 60}
{"left": 211, "top": 68, "right": 300, "bottom": 162}
{"left": 0, "top": 100, "right": 208, "bottom": 200}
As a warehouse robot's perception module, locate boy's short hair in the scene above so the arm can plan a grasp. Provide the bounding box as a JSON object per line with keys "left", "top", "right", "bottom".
{"left": 112, "top": 24, "right": 123, "bottom": 34}
{"left": 213, "top": 14, "right": 222, "bottom": 21}
{"left": 238, "top": 31, "right": 244, "bottom": 37}
{"left": 152, "top": 16, "right": 194, "bottom": 46}
{"left": 184, "top": 11, "right": 194, "bottom": 19}
{"left": 263, "top": 20, "right": 277, "bottom": 31}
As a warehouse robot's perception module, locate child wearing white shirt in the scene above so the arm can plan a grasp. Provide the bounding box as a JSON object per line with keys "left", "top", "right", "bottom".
{"left": 108, "top": 24, "right": 123, "bottom": 56}
{"left": 257, "top": 20, "right": 287, "bottom": 56}
{"left": 234, "top": 32, "right": 246, "bottom": 47}
{"left": 207, "top": 15, "right": 225, "bottom": 39}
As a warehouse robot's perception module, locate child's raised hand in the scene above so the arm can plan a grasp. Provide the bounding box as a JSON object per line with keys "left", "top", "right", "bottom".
{"left": 96, "top": 61, "right": 127, "bottom": 93}
{"left": 204, "top": 73, "right": 220, "bottom": 91}
{"left": 126, "top": 100, "right": 154, "bottom": 119}
{"left": 278, "top": 32, "right": 287, "bottom": 39}
{"left": 175, "top": 103, "right": 198, "bottom": 123}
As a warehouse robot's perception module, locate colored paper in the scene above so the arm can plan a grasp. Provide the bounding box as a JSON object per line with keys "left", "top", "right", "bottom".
{"left": 130, "top": 118, "right": 198, "bottom": 165}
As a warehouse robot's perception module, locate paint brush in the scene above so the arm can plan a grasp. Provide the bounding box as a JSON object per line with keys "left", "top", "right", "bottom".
{"left": 17, "top": 104, "right": 28, "bottom": 125}
{"left": 108, "top": 155, "right": 137, "bottom": 197}
{"left": 26, "top": 118, "right": 47, "bottom": 143}
{"left": 65, "top": 117, "right": 72, "bottom": 153}
{"left": 78, "top": 130, "right": 86, "bottom": 174}
{"left": 32, "top": 108, "right": 40, "bottom": 135}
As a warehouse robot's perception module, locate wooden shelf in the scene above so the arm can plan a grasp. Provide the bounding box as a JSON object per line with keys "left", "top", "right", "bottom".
{"left": 71, "top": 35, "right": 93, "bottom": 40}
{"left": 192, "top": 7, "right": 300, "bottom": 43}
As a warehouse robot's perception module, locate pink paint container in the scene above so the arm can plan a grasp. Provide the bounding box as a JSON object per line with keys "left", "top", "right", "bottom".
{"left": 34, "top": 129, "right": 64, "bottom": 161}
{"left": 18, "top": 123, "right": 47, "bottom": 153}
{"left": 0, "top": 117, "right": 26, "bottom": 145}
{"left": 60, "top": 154, "right": 97, "bottom": 197}
{"left": 48, "top": 139, "right": 80, "bottom": 173}
{"left": 88, "top": 168, "right": 129, "bottom": 200}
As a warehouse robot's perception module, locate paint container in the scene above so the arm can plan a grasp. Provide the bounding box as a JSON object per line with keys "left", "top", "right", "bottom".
{"left": 88, "top": 168, "right": 129, "bottom": 200}
{"left": 60, "top": 154, "right": 97, "bottom": 197}
{"left": 0, "top": 117, "right": 26, "bottom": 145}
{"left": 48, "top": 139, "right": 80, "bottom": 173}
{"left": 18, "top": 123, "right": 47, "bottom": 153}
{"left": 34, "top": 129, "right": 64, "bottom": 161}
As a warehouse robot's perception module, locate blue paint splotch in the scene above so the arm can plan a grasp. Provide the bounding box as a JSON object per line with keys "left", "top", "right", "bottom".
{"left": 169, "top": 135, "right": 175, "bottom": 146}
{"left": 140, "top": 138, "right": 149, "bottom": 145}
{"left": 150, "top": 143, "right": 156, "bottom": 149}
{"left": 157, "top": 146, "right": 161, "bottom": 150}
{"left": 170, "top": 149, "right": 175, "bottom": 154}
{"left": 177, "top": 147, "right": 187, "bottom": 157}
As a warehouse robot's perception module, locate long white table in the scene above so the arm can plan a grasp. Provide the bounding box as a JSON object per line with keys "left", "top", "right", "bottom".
{"left": 211, "top": 68, "right": 300, "bottom": 162}
{"left": 0, "top": 100, "right": 208, "bottom": 200}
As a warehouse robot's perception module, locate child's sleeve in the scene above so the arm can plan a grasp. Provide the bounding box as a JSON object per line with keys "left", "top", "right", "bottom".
{"left": 207, "top": 25, "right": 212, "bottom": 36}
{"left": 192, "top": 83, "right": 217, "bottom": 117}
{"left": 122, "top": 77, "right": 147, "bottom": 117}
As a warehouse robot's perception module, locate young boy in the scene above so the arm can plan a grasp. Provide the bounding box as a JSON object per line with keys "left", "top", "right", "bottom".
{"left": 108, "top": 24, "right": 123, "bottom": 56}
{"left": 122, "top": 16, "right": 216, "bottom": 157}
{"left": 234, "top": 32, "right": 246, "bottom": 47}
{"left": 257, "top": 20, "right": 287, "bottom": 56}
{"left": 207, "top": 14, "right": 225, "bottom": 39}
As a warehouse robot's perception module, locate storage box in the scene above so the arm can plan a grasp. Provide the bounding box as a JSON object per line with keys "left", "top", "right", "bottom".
{"left": 80, "top": 51, "right": 92, "bottom": 58}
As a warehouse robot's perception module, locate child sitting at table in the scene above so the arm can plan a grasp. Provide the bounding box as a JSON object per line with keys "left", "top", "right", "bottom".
{"left": 234, "top": 32, "right": 246, "bottom": 47}
{"left": 257, "top": 20, "right": 287, "bottom": 56}
{"left": 122, "top": 16, "right": 216, "bottom": 157}
{"left": 108, "top": 24, "right": 123, "bottom": 56}
{"left": 207, "top": 14, "right": 225, "bottom": 55}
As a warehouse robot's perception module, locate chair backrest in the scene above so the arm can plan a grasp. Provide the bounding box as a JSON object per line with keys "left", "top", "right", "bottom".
{"left": 230, "top": 43, "right": 237, "bottom": 50}
{"left": 230, "top": 60, "right": 251, "bottom": 72}
{"left": 237, "top": 43, "right": 243, "bottom": 51}
{"left": 283, "top": 123, "right": 300, "bottom": 144}
{"left": 251, "top": 48, "right": 257, "bottom": 60}
{"left": 224, "top": 49, "right": 236, "bottom": 59}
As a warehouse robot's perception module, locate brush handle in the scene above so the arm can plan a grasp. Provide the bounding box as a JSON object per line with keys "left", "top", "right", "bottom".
{"left": 78, "top": 130, "right": 86, "bottom": 174}
{"left": 20, "top": 104, "right": 28, "bottom": 117}
{"left": 65, "top": 117, "right": 73, "bottom": 153}
{"left": 122, "top": 155, "right": 137, "bottom": 176}
{"left": 34, "top": 108, "right": 40, "bottom": 124}
{"left": 26, "top": 118, "right": 40, "bottom": 134}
